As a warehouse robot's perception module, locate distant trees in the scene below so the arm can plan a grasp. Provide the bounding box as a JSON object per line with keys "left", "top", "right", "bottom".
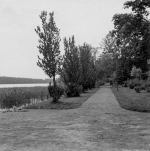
{"left": 35, "top": 11, "right": 63, "bottom": 102}
{"left": 98, "top": 32, "right": 116, "bottom": 79}
{"left": 0, "top": 77, "right": 51, "bottom": 84}
{"left": 96, "top": 53, "right": 115, "bottom": 79}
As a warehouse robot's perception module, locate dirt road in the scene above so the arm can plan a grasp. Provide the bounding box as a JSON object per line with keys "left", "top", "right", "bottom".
{"left": 1, "top": 86, "right": 150, "bottom": 151}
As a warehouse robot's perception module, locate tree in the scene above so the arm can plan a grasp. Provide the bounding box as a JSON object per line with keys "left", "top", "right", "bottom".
{"left": 35, "top": 11, "right": 62, "bottom": 102}
{"left": 79, "top": 43, "right": 92, "bottom": 91}
{"left": 98, "top": 32, "right": 117, "bottom": 79}
{"left": 79, "top": 43, "right": 98, "bottom": 91}
{"left": 96, "top": 53, "right": 115, "bottom": 79}
{"left": 100, "top": 31, "right": 116, "bottom": 55}
{"left": 124, "top": 0, "right": 150, "bottom": 16}
{"left": 62, "top": 36, "right": 82, "bottom": 97}
{"left": 112, "top": 0, "right": 150, "bottom": 76}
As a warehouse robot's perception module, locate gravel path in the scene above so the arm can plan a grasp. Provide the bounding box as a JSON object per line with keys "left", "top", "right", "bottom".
{"left": 1, "top": 86, "right": 150, "bottom": 151}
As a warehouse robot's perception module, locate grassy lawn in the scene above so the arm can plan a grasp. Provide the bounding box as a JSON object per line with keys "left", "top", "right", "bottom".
{"left": 111, "top": 86, "right": 150, "bottom": 112}
{"left": 25, "top": 88, "right": 99, "bottom": 110}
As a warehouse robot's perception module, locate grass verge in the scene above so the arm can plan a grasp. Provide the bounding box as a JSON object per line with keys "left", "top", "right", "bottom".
{"left": 111, "top": 86, "right": 150, "bottom": 112}
{"left": 25, "top": 88, "right": 99, "bottom": 110}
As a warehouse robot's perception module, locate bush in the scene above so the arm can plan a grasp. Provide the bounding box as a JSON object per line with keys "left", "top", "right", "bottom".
{"left": 146, "top": 79, "right": 150, "bottom": 93}
{"left": 130, "top": 66, "right": 142, "bottom": 78}
{"left": 146, "top": 77, "right": 150, "bottom": 87}
{"left": 133, "top": 78, "right": 141, "bottom": 87}
{"left": 146, "top": 82, "right": 150, "bottom": 87}
{"left": 48, "top": 85, "right": 64, "bottom": 102}
{"left": 135, "top": 86, "right": 141, "bottom": 93}
{"left": 122, "top": 81, "right": 128, "bottom": 87}
{"left": 141, "top": 85, "right": 146, "bottom": 90}
{"left": 129, "top": 82, "right": 135, "bottom": 89}
{"left": 141, "top": 73, "right": 148, "bottom": 80}
{"left": 146, "top": 78, "right": 150, "bottom": 93}
{"left": 99, "top": 81, "right": 105, "bottom": 86}
{"left": 64, "top": 83, "right": 82, "bottom": 97}
{"left": 147, "top": 87, "right": 150, "bottom": 93}
{"left": 128, "top": 78, "right": 142, "bottom": 89}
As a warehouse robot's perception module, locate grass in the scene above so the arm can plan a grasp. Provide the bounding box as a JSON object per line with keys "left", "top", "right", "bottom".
{"left": 111, "top": 86, "right": 150, "bottom": 112}
{"left": 25, "top": 88, "right": 99, "bottom": 110}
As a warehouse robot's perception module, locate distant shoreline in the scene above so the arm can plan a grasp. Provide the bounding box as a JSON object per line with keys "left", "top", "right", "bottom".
{"left": 0, "top": 76, "right": 51, "bottom": 85}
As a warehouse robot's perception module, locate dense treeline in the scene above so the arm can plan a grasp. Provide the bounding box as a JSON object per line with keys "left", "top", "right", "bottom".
{"left": 98, "top": 0, "right": 150, "bottom": 83}
{"left": 61, "top": 36, "right": 98, "bottom": 97}
{"left": 0, "top": 77, "right": 51, "bottom": 84}
{"left": 35, "top": 12, "right": 100, "bottom": 102}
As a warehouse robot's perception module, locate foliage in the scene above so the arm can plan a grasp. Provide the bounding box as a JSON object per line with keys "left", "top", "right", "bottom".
{"left": 146, "top": 77, "right": 150, "bottom": 90}
{"left": 140, "top": 84, "right": 146, "bottom": 90}
{"left": 124, "top": 0, "right": 150, "bottom": 16}
{"left": 135, "top": 86, "right": 141, "bottom": 93}
{"left": 148, "top": 71, "right": 150, "bottom": 77}
{"left": 128, "top": 78, "right": 140, "bottom": 89}
{"left": 147, "top": 87, "right": 150, "bottom": 93}
{"left": 122, "top": 81, "right": 128, "bottom": 87}
{"left": 111, "top": 0, "right": 150, "bottom": 77}
{"left": 141, "top": 72, "right": 148, "bottom": 80}
{"left": 48, "top": 85, "right": 64, "bottom": 101}
{"left": 64, "top": 84, "right": 82, "bottom": 97}
{"left": 130, "top": 66, "right": 142, "bottom": 78}
{"left": 35, "top": 11, "right": 62, "bottom": 102}
{"left": 99, "top": 80, "right": 105, "bottom": 86}
{"left": 97, "top": 0, "right": 150, "bottom": 84}
{"left": 127, "top": 78, "right": 147, "bottom": 92}
{"left": 0, "top": 87, "right": 49, "bottom": 109}
{"left": 112, "top": 72, "right": 117, "bottom": 82}
{"left": 146, "top": 82, "right": 150, "bottom": 87}
{"left": 100, "top": 31, "right": 116, "bottom": 54}
{"left": 147, "top": 77, "right": 150, "bottom": 82}
{"left": 79, "top": 43, "right": 97, "bottom": 91}
{"left": 98, "top": 32, "right": 116, "bottom": 78}
{"left": 62, "top": 36, "right": 82, "bottom": 96}
{"left": 129, "top": 82, "right": 135, "bottom": 89}
{"left": 79, "top": 43, "right": 92, "bottom": 91}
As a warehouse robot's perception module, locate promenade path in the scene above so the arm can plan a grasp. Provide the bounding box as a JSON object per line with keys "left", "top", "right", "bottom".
{"left": 1, "top": 86, "right": 150, "bottom": 151}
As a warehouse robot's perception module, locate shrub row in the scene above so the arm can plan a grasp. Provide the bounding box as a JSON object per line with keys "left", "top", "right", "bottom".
{"left": 122, "top": 77, "right": 150, "bottom": 93}
{"left": 48, "top": 80, "right": 103, "bottom": 101}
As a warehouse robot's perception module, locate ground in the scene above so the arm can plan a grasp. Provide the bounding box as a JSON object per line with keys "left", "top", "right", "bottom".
{"left": 1, "top": 85, "right": 150, "bottom": 151}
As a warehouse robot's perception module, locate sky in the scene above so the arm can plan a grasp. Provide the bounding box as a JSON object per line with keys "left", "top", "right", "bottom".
{"left": 0, "top": 0, "right": 131, "bottom": 79}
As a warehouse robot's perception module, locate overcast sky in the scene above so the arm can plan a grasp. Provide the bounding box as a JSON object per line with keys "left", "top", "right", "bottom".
{"left": 0, "top": 0, "right": 131, "bottom": 79}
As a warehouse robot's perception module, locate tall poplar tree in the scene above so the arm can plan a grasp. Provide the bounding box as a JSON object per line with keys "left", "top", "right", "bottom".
{"left": 62, "top": 36, "right": 81, "bottom": 97}
{"left": 35, "top": 11, "right": 62, "bottom": 102}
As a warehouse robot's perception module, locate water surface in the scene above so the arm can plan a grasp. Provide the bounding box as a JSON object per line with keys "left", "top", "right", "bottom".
{"left": 0, "top": 83, "right": 49, "bottom": 88}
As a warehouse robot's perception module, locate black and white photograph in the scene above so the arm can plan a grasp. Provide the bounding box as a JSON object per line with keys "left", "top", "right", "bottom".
{"left": 0, "top": 0, "right": 150, "bottom": 150}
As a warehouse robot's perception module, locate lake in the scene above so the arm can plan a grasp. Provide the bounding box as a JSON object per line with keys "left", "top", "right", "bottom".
{"left": 0, "top": 83, "right": 49, "bottom": 88}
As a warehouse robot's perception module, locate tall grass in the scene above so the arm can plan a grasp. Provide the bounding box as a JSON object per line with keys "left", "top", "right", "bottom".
{"left": 0, "top": 87, "right": 49, "bottom": 109}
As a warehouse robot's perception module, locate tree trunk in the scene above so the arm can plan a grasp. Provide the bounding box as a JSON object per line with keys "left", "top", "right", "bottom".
{"left": 52, "top": 76, "right": 58, "bottom": 103}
